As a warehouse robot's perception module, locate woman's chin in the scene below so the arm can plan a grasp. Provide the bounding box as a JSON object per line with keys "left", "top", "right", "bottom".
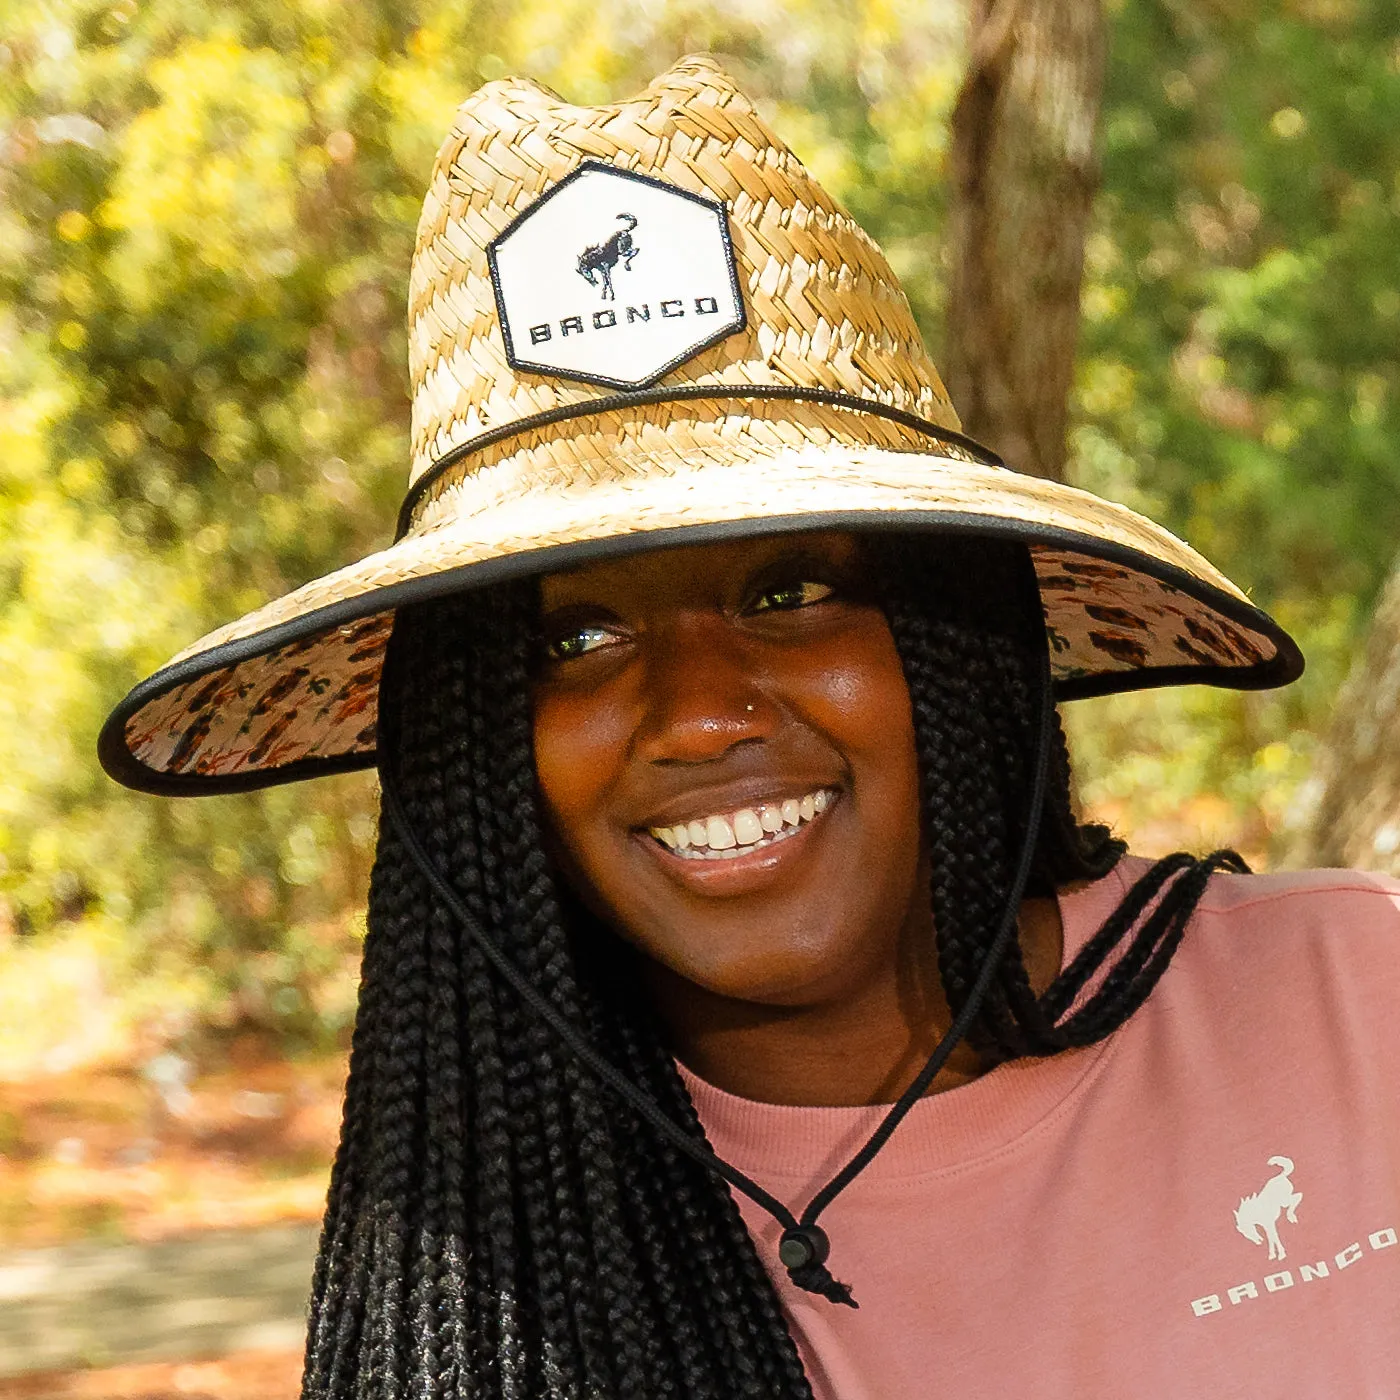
{"left": 657, "top": 937, "right": 877, "bottom": 1010}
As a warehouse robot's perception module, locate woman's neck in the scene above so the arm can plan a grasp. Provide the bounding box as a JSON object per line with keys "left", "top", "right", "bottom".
{"left": 646, "top": 894, "right": 1065, "bottom": 1108}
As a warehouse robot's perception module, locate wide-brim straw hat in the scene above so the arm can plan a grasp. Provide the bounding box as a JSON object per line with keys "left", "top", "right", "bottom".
{"left": 99, "top": 55, "right": 1302, "bottom": 796}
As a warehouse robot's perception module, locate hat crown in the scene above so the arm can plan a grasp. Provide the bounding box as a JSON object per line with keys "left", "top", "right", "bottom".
{"left": 407, "top": 55, "right": 956, "bottom": 489}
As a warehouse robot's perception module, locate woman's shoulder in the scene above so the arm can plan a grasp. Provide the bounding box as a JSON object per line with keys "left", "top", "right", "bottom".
{"left": 1193, "top": 860, "right": 1400, "bottom": 929}
{"left": 1104, "top": 852, "right": 1400, "bottom": 958}
{"left": 1122, "top": 857, "right": 1400, "bottom": 1058}
{"left": 1165, "top": 860, "right": 1400, "bottom": 1013}
{"left": 1107, "top": 851, "right": 1399, "bottom": 914}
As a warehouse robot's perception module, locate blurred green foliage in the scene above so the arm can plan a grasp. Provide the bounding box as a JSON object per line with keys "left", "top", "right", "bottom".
{"left": 0, "top": 0, "right": 1396, "bottom": 1064}
{"left": 1066, "top": 0, "right": 1400, "bottom": 864}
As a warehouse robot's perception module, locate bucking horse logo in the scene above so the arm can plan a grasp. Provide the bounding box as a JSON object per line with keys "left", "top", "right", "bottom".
{"left": 1234, "top": 1155, "right": 1303, "bottom": 1261}
{"left": 577, "top": 213, "right": 639, "bottom": 300}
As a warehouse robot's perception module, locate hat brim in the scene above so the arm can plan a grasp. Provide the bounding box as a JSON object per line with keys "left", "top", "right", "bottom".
{"left": 99, "top": 442, "right": 1303, "bottom": 796}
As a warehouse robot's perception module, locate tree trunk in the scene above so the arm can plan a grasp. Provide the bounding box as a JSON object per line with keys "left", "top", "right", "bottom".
{"left": 944, "top": 0, "right": 1107, "bottom": 482}
{"left": 1299, "top": 557, "right": 1400, "bottom": 874}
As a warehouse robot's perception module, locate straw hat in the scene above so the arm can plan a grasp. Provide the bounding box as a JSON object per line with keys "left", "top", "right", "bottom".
{"left": 99, "top": 55, "right": 1301, "bottom": 795}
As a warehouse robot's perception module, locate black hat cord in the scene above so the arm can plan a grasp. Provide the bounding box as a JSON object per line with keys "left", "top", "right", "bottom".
{"left": 377, "top": 632, "right": 1054, "bottom": 1310}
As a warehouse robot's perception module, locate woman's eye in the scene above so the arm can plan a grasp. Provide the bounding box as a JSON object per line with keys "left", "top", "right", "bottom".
{"left": 544, "top": 625, "right": 621, "bottom": 662}
{"left": 749, "top": 580, "right": 836, "bottom": 612}
{"left": 546, "top": 627, "right": 617, "bottom": 661}
{"left": 540, "top": 627, "right": 618, "bottom": 663}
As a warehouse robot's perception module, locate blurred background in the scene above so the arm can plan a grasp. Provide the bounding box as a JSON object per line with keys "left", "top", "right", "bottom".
{"left": 1, "top": 0, "right": 1397, "bottom": 1393}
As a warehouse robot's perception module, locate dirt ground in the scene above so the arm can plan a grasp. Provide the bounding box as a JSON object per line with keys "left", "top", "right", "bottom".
{"left": 0, "top": 1046, "right": 347, "bottom": 1388}
{"left": 0, "top": 1348, "right": 303, "bottom": 1400}
{"left": 0, "top": 1046, "right": 346, "bottom": 1249}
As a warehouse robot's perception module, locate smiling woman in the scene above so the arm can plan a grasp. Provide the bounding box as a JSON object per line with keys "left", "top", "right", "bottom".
{"left": 535, "top": 535, "right": 927, "bottom": 1010}
{"left": 98, "top": 54, "right": 1400, "bottom": 1400}
{"left": 530, "top": 533, "right": 1075, "bottom": 1107}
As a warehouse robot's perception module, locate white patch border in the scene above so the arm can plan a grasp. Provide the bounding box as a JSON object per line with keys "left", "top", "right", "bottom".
{"left": 486, "top": 159, "right": 748, "bottom": 391}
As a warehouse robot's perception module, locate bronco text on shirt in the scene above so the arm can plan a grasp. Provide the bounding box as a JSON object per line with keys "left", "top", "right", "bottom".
{"left": 683, "top": 858, "right": 1400, "bottom": 1400}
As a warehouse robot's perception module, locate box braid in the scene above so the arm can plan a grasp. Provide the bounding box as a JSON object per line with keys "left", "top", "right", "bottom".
{"left": 303, "top": 576, "right": 813, "bottom": 1400}
{"left": 302, "top": 535, "right": 1243, "bottom": 1399}
{"left": 875, "top": 535, "right": 1246, "bottom": 1064}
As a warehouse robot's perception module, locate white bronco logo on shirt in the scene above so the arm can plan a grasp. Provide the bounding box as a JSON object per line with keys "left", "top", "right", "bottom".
{"left": 1189, "top": 1153, "right": 1397, "bottom": 1318}
{"left": 1234, "top": 1155, "right": 1303, "bottom": 1261}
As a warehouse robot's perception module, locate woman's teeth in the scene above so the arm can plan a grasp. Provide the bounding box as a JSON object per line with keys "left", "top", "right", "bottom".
{"left": 648, "top": 789, "right": 834, "bottom": 860}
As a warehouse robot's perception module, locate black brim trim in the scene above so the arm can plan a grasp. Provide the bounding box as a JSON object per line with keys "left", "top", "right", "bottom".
{"left": 395, "top": 384, "right": 1001, "bottom": 540}
{"left": 98, "top": 510, "right": 1305, "bottom": 797}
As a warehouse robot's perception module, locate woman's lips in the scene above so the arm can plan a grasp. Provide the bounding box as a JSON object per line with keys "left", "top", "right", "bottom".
{"left": 639, "top": 787, "right": 838, "bottom": 862}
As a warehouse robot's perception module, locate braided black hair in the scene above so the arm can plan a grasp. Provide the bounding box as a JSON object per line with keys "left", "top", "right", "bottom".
{"left": 879, "top": 536, "right": 1244, "bottom": 1062}
{"left": 301, "top": 535, "right": 1243, "bottom": 1399}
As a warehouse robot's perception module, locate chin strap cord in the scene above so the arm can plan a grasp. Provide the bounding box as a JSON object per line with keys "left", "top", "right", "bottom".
{"left": 377, "top": 761, "right": 809, "bottom": 1245}
{"left": 378, "top": 622, "right": 1054, "bottom": 1311}
{"left": 779, "top": 641, "right": 1057, "bottom": 1305}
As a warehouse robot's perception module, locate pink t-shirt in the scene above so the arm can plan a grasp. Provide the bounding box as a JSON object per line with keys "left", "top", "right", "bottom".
{"left": 683, "top": 857, "right": 1400, "bottom": 1399}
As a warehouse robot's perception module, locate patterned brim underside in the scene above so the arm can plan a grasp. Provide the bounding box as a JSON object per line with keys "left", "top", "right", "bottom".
{"left": 119, "top": 543, "right": 1276, "bottom": 786}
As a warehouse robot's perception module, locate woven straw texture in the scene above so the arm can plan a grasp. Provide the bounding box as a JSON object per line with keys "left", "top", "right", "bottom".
{"left": 406, "top": 55, "right": 955, "bottom": 506}
{"left": 101, "top": 55, "right": 1296, "bottom": 792}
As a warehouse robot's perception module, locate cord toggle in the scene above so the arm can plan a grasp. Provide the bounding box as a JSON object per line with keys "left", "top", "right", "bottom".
{"left": 779, "top": 1225, "right": 857, "bottom": 1308}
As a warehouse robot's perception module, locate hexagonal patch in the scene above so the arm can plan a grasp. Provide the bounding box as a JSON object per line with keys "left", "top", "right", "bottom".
{"left": 488, "top": 160, "right": 747, "bottom": 391}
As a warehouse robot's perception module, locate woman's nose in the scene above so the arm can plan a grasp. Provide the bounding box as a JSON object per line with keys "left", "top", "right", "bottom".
{"left": 632, "top": 613, "right": 775, "bottom": 765}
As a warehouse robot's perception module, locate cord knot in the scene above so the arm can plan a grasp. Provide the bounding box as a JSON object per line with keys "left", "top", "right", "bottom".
{"left": 779, "top": 1225, "right": 857, "bottom": 1308}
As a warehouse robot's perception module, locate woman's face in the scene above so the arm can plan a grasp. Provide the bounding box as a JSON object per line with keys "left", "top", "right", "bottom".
{"left": 533, "top": 530, "right": 926, "bottom": 1010}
